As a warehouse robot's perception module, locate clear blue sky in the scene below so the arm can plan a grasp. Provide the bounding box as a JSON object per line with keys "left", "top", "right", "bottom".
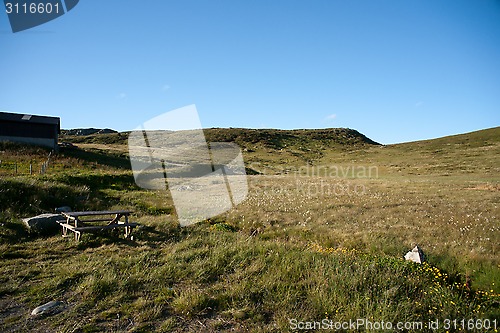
{"left": 1, "top": 0, "right": 499, "bottom": 144}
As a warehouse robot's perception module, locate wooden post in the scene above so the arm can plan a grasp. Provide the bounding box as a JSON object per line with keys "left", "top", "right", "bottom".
{"left": 15, "top": 162, "right": 17, "bottom": 174}
{"left": 30, "top": 162, "right": 32, "bottom": 175}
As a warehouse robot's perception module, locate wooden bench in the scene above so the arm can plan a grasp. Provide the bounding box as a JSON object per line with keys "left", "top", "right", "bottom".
{"left": 59, "top": 210, "right": 138, "bottom": 241}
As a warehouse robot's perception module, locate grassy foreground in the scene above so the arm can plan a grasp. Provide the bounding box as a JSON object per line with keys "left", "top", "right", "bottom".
{"left": 0, "top": 127, "right": 499, "bottom": 332}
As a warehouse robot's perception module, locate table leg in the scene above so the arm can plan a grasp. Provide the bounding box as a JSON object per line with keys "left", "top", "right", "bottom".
{"left": 110, "top": 214, "right": 121, "bottom": 225}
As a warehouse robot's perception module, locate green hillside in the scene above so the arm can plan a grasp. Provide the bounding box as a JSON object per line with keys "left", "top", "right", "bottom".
{"left": 0, "top": 127, "right": 498, "bottom": 332}
{"left": 60, "top": 126, "right": 499, "bottom": 179}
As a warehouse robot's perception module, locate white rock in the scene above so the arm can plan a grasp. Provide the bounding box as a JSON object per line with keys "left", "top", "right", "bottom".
{"left": 22, "top": 214, "right": 64, "bottom": 234}
{"left": 31, "top": 300, "right": 63, "bottom": 316}
{"left": 404, "top": 245, "right": 425, "bottom": 264}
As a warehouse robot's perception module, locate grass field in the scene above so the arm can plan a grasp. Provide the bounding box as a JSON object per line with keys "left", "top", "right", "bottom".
{"left": 0, "top": 127, "right": 499, "bottom": 332}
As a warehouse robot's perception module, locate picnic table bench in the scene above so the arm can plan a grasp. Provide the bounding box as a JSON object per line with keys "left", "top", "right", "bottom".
{"left": 58, "top": 210, "right": 138, "bottom": 241}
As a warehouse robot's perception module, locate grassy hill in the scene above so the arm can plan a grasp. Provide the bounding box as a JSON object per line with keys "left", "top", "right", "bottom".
{"left": 0, "top": 127, "right": 499, "bottom": 332}
{"left": 60, "top": 126, "right": 499, "bottom": 179}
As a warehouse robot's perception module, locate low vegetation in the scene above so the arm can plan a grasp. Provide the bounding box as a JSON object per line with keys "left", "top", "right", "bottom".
{"left": 0, "top": 127, "right": 498, "bottom": 332}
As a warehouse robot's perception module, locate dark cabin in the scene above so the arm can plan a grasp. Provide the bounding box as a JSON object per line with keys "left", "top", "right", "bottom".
{"left": 0, "top": 112, "right": 60, "bottom": 150}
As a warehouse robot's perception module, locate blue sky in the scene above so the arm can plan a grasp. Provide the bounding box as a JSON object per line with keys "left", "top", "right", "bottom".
{"left": 0, "top": 0, "right": 499, "bottom": 144}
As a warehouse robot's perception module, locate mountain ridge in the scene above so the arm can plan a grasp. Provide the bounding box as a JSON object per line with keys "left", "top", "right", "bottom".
{"left": 60, "top": 126, "right": 499, "bottom": 146}
{"left": 60, "top": 127, "right": 380, "bottom": 147}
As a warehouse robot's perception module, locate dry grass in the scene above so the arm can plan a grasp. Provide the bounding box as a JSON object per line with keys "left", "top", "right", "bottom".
{"left": 226, "top": 175, "right": 499, "bottom": 283}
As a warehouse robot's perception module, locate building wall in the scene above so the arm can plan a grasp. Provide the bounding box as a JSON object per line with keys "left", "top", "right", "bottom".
{"left": 0, "top": 118, "right": 59, "bottom": 150}
{"left": 0, "top": 121, "right": 56, "bottom": 139}
{"left": 0, "top": 136, "right": 58, "bottom": 150}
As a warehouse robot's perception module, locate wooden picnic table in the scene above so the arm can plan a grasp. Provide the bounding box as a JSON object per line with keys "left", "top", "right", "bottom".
{"left": 59, "top": 210, "right": 138, "bottom": 241}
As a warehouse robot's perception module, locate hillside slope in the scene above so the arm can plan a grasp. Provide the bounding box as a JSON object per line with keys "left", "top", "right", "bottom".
{"left": 60, "top": 126, "right": 499, "bottom": 179}
{"left": 349, "top": 126, "right": 500, "bottom": 180}
{"left": 60, "top": 127, "right": 378, "bottom": 149}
